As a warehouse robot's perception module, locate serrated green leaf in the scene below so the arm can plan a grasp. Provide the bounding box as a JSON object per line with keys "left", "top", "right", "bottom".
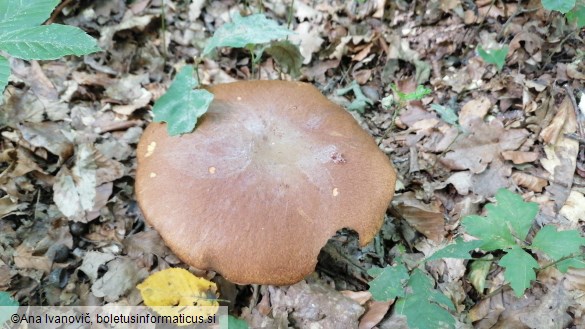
{"left": 531, "top": 225, "right": 585, "bottom": 262}
{"left": 394, "top": 85, "right": 432, "bottom": 102}
{"left": 464, "top": 189, "right": 539, "bottom": 251}
{"left": 463, "top": 214, "right": 516, "bottom": 251}
{"left": 567, "top": 2, "right": 585, "bottom": 28}
{"left": 367, "top": 264, "right": 409, "bottom": 301}
{"left": 477, "top": 45, "right": 509, "bottom": 71}
{"left": 153, "top": 65, "right": 214, "bottom": 136}
{"left": 429, "top": 104, "right": 460, "bottom": 127}
{"left": 203, "top": 13, "right": 293, "bottom": 56}
{"left": 542, "top": 0, "right": 576, "bottom": 13}
{"left": 498, "top": 247, "right": 539, "bottom": 297}
{"left": 468, "top": 254, "right": 493, "bottom": 293}
{"left": 395, "top": 269, "right": 455, "bottom": 329}
{"left": 396, "top": 294, "right": 455, "bottom": 329}
{"left": 0, "top": 0, "right": 59, "bottom": 32}
{"left": 0, "top": 24, "right": 101, "bottom": 60}
{"left": 487, "top": 189, "right": 539, "bottom": 240}
{"left": 0, "top": 291, "right": 19, "bottom": 327}
{"left": 556, "top": 255, "right": 585, "bottom": 273}
{"left": 427, "top": 238, "right": 483, "bottom": 261}
{"left": 0, "top": 55, "right": 9, "bottom": 93}
{"left": 265, "top": 40, "right": 304, "bottom": 78}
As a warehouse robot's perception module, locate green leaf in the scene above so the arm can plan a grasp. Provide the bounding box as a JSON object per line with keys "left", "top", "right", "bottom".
{"left": 367, "top": 264, "right": 409, "bottom": 301}
{"left": 531, "top": 225, "right": 585, "bottom": 262}
{"left": 0, "top": 24, "right": 101, "bottom": 60}
{"left": 0, "top": 291, "right": 19, "bottom": 327}
{"left": 463, "top": 189, "right": 539, "bottom": 251}
{"left": 337, "top": 81, "right": 373, "bottom": 113}
{"left": 0, "top": 55, "right": 9, "bottom": 93}
{"left": 0, "top": 0, "right": 59, "bottom": 32}
{"left": 498, "top": 247, "right": 539, "bottom": 297}
{"left": 203, "top": 13, "right": 293, "bottom": 56}
{"left": 153, "top": 65, "right": 214, "bottom": 136}
{"left": 227, "top": 315, "right": 248, "bottom": 329}
{"left": 468, "top": 254, "right": 493, "bottom": 293}
{"left": 391, "top": 84, "right": 432, "bottom": 102}
{"left": 429, "top": 104, "right": 460, "bottom": 128}
{"left": 463, "top": 214, "right": 516, "bottom": 251}
{"left": 567, "top": 2, "right": 585, "bottom": 28}
{"left": 477, "top": 45, "right": 509, "bottom": 71}
{"left": 556, "top": 255, "right": 585, "bottom": 273}
{"left": 427, "top": 238, "right": 483, "bottom": 261}
{"left": 395, "top": 269, "right": 455, "bottom": 329}
{"left": 265, "top": 40, "right": 304, "bottom": 78}
{"left": 486, "top": 189, "right": 539, "bottom": 240}
{"left": 396, "top": 294, "right": 455, "bottom": 329}
{"left": 542, "top": 0, "right": 576, "bottom": 13}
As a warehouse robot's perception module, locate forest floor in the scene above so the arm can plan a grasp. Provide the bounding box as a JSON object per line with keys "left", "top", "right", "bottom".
{"left": 1, "top": 0, "right": 585, "bottom": 328}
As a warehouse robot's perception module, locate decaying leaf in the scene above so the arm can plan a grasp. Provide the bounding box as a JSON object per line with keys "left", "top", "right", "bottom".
{"left": 393, "top": 192, "right": 445, "bottom": 242}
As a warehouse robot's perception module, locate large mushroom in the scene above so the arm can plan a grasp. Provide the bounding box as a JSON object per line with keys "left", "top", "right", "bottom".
{"left": 135, "top": 80, "right": 396, "bottom": 285}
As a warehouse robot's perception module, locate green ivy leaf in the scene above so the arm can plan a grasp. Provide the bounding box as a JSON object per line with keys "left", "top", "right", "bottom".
{"left": 477, "top": 45, "right": 509, "bottom": 71}
{"left": 531, "top": 225, "right": 585, "bottom": 263}
{"left": 0, "top": 0, "right": 59, "bottom": 32}
{"left": 203, "top": 13, "right": 293, "bottom": 56}
{"left": 427, "top": 238, "right": 484, "bottom": 261}
{"left": 567, "top": 2, "right": 585, "bottom": 28}
{"left": 0, "top": 55, "right": 8, "bottom": 93}
{"left": 265, "top": 40, "right": 304, "bottom": 78}
{"left": 153, "top": 65, "right": 214, "bottom": 136}
{"left": 498, "top": 247, "right": 539, "bottom": 297}
{"left": 367, "top": 264, "right": 409, "bottom": 301}
{"left": 0, "top": 24, "right": 101, "bottom": 60}
{"left": 542, "top": 0, "right": 576, "bottom": 13}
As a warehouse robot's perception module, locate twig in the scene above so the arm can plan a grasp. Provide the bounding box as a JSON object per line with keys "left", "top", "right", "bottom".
{"left": 46, "top": 0, "right": 75, "bottom": 24}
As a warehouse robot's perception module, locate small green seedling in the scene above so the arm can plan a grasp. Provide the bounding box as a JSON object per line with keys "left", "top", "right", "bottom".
{"left": 477, "top": 45, "right": 508, "bottom": 71}
{"left": 0, "top": 0, "right": 100, "bottom": 93}
{"left": 368, "top": 258, "right": 456, "bottom": 329}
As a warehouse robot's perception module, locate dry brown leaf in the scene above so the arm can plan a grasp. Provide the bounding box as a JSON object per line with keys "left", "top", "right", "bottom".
{"left": 393, "top": 192, "right": 445, "bottom": 242}
{"left": 501, "top": 150, "right": 539, "bottom": 164}
{"left": 511, "top": 172, "right": 548, "bottom": 192}
{"left": 559, "top": 190, "right": 585, "bottom": 223}
{"left": 440, "top": 119, "right": 528, "bottom": 174}
{"left": 359, "top": 300, "right": 392, "bottom": 329}
{"left": 459, "top": 96, "right": 491, "bottom": 129}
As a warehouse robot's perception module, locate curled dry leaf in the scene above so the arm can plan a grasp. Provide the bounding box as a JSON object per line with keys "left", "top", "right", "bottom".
{"left": 393, "top": 192, "right": 445, "bottom": 242}
{"left": 501, "top": 151, "right": 539, "bottom": 164}
{"left": 512, "top": 172, "right": 548, "bottom": 192}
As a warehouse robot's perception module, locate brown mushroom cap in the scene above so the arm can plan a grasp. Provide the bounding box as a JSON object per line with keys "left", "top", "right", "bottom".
{"left": 135, "top": 80, "right": 396, "bottom": 285}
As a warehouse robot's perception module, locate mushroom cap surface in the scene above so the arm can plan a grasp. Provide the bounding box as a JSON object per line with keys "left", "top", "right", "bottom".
{"left": 135, "top": 80, "right": 396, "bottom": 285}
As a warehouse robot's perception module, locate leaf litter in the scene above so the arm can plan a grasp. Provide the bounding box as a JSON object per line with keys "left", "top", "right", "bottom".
{"left": 0, "top": 0, "right": 584, "bottom": 328}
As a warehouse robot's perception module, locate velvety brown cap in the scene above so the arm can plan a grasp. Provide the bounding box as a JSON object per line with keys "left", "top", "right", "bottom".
{"left": 135, "top": 80, "right": 396, "bottom": 285}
